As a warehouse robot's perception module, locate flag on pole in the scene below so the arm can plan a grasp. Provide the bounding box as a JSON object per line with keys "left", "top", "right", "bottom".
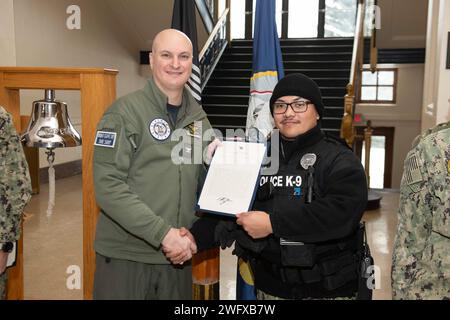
{"left": 172, "top": 0, "right": 202, "bottom": 103}
{"left": 236, "top": 257, "right": 257, "bottom": 300}
{"left": 237, "top": 0, "right": 284, "bottom": 300}
{"left": 246, "top": 0, "right": 284, "bottom": 142}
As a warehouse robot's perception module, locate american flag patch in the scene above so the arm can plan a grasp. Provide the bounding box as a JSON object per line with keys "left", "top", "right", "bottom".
{"left": 404, "top": 153, "right": 423, "bottom": 185}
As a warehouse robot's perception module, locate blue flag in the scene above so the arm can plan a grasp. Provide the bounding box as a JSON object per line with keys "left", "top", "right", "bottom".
{"left": 246, "top": 0, "right": 285, "bottom": 142}
{"left": 238, "top": 0, "right": 284, "bottom": 300}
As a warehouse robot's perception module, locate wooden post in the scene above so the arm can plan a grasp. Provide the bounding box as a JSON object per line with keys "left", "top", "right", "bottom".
{"left": 364, "top": 120, "right": 373, "bottom": 187}
{"left": 0, "top": 67, "right": 118, "bottom": 300}
{"left": 192, "top": 247, "right": 220, "bottom": 300}
{"left": 20, "top": 116, "right": 40, "bottom": 195}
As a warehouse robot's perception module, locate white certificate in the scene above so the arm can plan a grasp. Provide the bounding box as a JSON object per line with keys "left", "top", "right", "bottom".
{"left": 198, "top": 141, "right": 266, "bottom": 216}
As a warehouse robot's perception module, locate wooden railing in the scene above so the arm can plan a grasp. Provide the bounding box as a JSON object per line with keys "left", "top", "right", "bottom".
{"left": 340, "top": 0, "right": 378, "bottom": 147}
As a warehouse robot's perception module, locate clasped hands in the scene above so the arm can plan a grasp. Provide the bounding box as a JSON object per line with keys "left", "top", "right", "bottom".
{"left": 161, "top": 227, "right": 197, "bottom": 265}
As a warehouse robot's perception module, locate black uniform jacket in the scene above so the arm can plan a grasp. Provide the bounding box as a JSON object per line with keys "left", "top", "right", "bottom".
{"left": 252, "top": 125, "right": 368, "bottom": 298}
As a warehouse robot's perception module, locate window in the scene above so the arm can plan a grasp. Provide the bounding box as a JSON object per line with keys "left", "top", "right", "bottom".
{"left": 360, "top": 69, "right": 397, "bottom": 103}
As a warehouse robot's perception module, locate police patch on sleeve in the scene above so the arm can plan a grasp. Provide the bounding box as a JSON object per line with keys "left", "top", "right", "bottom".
{"left": 149, "top": 118, "right": 171, "bottom": 141}
{"left": 94, "top": 130, "right": 117, "bottom": 148}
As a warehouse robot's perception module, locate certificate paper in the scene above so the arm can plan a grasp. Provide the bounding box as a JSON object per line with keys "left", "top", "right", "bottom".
{"left": 198, "top": 141, "right": 266, "bottom": 216}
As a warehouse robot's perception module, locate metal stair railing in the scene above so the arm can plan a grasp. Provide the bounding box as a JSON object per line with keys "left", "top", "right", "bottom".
{"left": 199, "top": 8, "right": 230, "bottom": 91}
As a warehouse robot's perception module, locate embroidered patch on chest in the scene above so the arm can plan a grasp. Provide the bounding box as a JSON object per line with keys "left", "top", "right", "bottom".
{"left": 94, "top": 131, "right": 117, "bottom": 148}
{"left": 149, "top": 118, "right": 171, "bottom": 141}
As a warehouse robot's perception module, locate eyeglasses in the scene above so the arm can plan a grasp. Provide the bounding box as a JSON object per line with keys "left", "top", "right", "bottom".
{"left": 272, "top": 100, "right": 312, "bottom": 114}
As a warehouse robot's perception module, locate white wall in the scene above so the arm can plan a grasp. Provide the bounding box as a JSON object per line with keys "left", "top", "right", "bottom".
{"left": 356, "top": 64, "right": 424, "bottom": 188}
{"left": 422, "top": 0, "right": 450, "bottom": 130}
{"left": 8, "top": 0, "right": 210, "bottom": 167}
{"left": 11, "top": 0, "right": 148, "bottom": 166}
{"left": 377, "top": 0, "right": 428, "bottom": 49}
{"left": 0, "top": 0, "right": 17, "bottom": 66}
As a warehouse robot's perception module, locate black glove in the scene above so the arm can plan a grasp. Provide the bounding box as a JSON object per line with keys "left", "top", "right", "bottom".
{"left": 234, "top": 228, "right": 268, "bottom": 254}
{"left": 214, "top": 219, "right": 237, "bottom": 249}
{"left": 215, "top": 219, "right": 268, "bottom": 253}
{"left": 190, "top": 215, "right": 221, "bottom": 251}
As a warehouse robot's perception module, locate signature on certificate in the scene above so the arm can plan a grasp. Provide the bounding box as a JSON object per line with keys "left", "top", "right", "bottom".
{"left": 217, "top": 197, "right": 232, "bottom": 205}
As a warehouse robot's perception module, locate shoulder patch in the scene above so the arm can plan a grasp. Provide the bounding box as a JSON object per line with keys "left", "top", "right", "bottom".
{"left": 404, "top": 152, "right": 423, "bottom": 186}
{"left": 94, "top": 130, "right": 117, "bottom": 148}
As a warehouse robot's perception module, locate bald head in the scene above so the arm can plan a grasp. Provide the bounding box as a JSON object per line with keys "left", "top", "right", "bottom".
{"left": 152, "top": 29, "right": 193, "bottom": 54}
{"left": 150, "top": 29, "right": 194, "bottom": 100}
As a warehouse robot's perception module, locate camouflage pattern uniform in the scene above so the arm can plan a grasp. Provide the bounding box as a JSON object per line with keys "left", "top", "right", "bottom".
{"left": 0, "top": 106, "right": 32, "bottom": 300}
{"left": 391, "top": 121, "right": 450, "bottom": 300}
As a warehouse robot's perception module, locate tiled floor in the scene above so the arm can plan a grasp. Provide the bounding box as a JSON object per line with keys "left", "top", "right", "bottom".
{"left": 21, "top": 175, "right": 398, "bottom": 300}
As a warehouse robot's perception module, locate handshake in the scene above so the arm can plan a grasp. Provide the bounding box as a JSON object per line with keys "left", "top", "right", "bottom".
{"left": 161, "top": 227, "right": 197, "bottom": 265}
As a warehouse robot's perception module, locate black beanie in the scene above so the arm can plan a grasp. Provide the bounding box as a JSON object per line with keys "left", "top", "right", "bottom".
{"left": 270, "top": 73, "right": 324, "bottom": 119}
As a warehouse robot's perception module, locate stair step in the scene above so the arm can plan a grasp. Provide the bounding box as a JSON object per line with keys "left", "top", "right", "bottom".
{"left": 231, "top": 38, "right": 354, "bottom": 47}
{"left": 221, "top": 52, "right": 353, "bottom": 62}
{"left": 203, "top": 85, "right": 346, "bottom": 96}
{"left": 211, "top": 126, "right": 341, "bottom": 138}
{"left": 229, "top": 44, "right": 353, "bottom": 54}
{"left": 207, "top": 77, "right": 349, "bottom": 87}
{"left": 203, "top": 104, "right": 248, "bottom": 116}
{"left": 207, "top": 115, "right": 343, "bottom": 130}
{"left": 203, "top": 94, "right": 345, "bottom": 106}
{"left": 203, "top": 104, "right": 344, "bottom": 118}
{"left": 217, "top": 61, "right": 351, "bottom": 69}
{"left": 213, "top": 69, "right": 350, "bottom": 78}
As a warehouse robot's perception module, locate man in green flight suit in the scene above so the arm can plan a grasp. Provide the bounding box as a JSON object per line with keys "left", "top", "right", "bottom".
{"left": 392, "top": 121, "right": 450, "bottom": 299}
{"left": 93, "top": 29, "right": 214, "bottom": 300}
{"left": 0, "top": 106, "right": 32, "bottom": 300}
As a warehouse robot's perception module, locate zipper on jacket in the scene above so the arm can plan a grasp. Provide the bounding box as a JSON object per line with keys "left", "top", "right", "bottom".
{"left": 177, "top": 164, "right": 182, "bottom": 226}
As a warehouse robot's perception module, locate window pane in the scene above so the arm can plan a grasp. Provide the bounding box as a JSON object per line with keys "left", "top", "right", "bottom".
{"left": 231, "top": 0, "right": 246, "bottom": 39}
{"left": 361, "top": 86, "right": 376, "bottom": 100}
{"left": 361, "top": 135, "right": 386, "bottom": 189}
{"left": 325, "top": 0, "right": 357, "bottom": 37}
{"left": 288, "top": 0, "right": 319, "bottom": 38}
{"left": 378, "top": 87, "right": 394, "bottom": 101}
{"left": 378, "top": 71, "right": 395, "bottom": 85}
{"left": 276, "top": 0, "right": 282, "bottom": 38}
{"left": 218, "top": 0, "right": 226, "bottom": 18}
{"left": 362, "top": 71, "right": 377, "bottom": 85}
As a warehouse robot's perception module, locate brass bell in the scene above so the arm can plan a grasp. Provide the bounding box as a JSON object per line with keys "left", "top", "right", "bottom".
{"left": 22, "top": 89, "right": 82, "bottom": 148}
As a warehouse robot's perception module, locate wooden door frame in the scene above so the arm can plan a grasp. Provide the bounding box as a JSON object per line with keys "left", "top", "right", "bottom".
{"left": 354, "top": 126, "right": 395, "bottom": 188}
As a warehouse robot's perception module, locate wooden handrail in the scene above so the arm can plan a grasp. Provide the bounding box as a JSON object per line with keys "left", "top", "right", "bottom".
{"left": 340, "top": 0, "right": 366, "bottom": 147}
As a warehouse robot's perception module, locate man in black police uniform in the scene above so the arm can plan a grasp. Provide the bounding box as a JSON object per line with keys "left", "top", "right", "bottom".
{"left": 232, "top": 73, "right": 369, "bottom": 300}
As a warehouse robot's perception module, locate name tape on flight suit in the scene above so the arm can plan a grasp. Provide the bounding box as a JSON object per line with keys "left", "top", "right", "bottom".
{"left": 94, "top": 131, "right": 117, "bottom": 148}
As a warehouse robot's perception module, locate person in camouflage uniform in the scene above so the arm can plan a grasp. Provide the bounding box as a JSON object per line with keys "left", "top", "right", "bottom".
{"left": 391, "top": 121, "right": 450, "bottom": 300}
{"left": 0, "top": 106, "right": 32, "bottom": 300}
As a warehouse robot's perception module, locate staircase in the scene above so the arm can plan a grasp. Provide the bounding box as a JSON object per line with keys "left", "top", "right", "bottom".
{"left": 202, "top": 38, "right": 355, "bottom": 137}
